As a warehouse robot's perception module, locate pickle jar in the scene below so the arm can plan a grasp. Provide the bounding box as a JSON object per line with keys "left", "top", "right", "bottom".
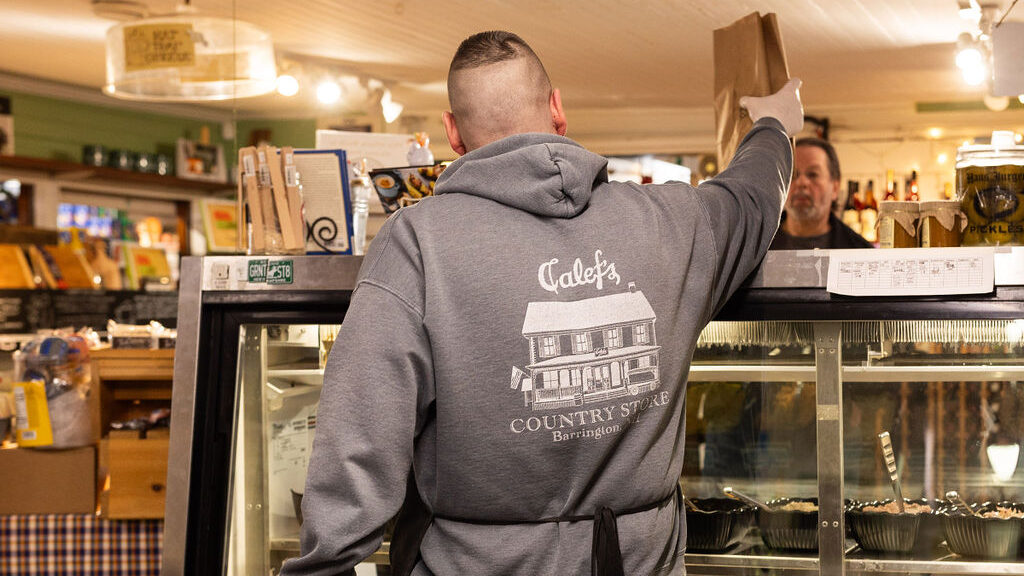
{"left": 919, "top": 200, "right": 964, "bottom": 248}
{"left": 956, "top": 133, "right": 1024, "bottom": 246}
{"left": 878, "top": 200, "right": 920, "bottom": 248}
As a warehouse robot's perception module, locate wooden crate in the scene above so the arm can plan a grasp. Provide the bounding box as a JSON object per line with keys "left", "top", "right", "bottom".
{"left": 100, "top": 429, "right": 169, "bottom": 519}
{"left": 91, "top": 348, "right": 174, "bottom": 519}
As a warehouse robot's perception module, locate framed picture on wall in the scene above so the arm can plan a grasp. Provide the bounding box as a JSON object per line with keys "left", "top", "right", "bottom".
{"left": 176, "top": 138, "right": 227, "bottom": 183}
{"left": 199, "top": 199, "right": 239, "bottom": 253}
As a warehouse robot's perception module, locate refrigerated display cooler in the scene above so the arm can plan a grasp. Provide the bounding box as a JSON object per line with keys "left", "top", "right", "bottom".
{"left": 164, "top": 250, "right": 1024, "bottom": 575}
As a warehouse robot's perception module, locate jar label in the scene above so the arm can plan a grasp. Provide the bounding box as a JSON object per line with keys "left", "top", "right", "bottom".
{"left": 879, "top": 218, "right": 894, "bottom": 249}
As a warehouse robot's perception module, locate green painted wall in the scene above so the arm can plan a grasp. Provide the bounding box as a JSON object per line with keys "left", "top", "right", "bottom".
{"left": 4, "top": 90, "right": 315, "bottom": 164}
{"left": 235, "top": 118, "right": 316, "bottom": 149}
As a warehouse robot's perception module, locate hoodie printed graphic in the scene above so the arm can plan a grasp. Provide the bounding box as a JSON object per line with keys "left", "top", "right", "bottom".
{"left": 282, "top": 118, "right": 792, "bottom": 576}
{"left": 512, "top": 251, "right": 664, "bottom": 445}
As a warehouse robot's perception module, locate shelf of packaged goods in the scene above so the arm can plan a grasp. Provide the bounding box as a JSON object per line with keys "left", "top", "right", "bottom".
{"left": 688, "top": 364, "right": 1024, "bottom": 383}
{"left": 0, "top": 154, "right": 231, "bottom": 193}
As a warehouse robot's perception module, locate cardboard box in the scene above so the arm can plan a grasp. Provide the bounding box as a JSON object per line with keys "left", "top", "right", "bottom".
{"left": 0, "top": 445, "right": 96, "bottom": 514}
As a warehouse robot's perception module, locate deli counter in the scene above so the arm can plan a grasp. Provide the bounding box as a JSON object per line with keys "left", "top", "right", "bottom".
{"left": 163, "top": 249, "right": 1024, "bottom": 575}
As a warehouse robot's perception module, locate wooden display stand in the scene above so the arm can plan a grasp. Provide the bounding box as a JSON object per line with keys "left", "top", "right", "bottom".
{"left": 91, "top": 348, "right": 174, "bottom": 519}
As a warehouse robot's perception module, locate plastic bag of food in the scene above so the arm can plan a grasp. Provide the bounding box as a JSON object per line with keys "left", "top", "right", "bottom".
{"left": 12, "top": 332, "right": 94, "bottom": 448}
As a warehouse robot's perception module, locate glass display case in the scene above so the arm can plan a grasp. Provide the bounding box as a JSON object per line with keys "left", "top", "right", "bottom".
{"left": 163, "top": 250, "right": 1024, "bottom": 576}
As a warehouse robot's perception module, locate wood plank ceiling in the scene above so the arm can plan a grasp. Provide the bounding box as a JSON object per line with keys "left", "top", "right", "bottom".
{"left": 1, "top": 0, "right": 1022, "bottom": 154}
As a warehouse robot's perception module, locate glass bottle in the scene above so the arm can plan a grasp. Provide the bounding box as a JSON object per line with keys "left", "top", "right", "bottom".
{"left": 906, "top": 170, "right": 920, "bottom": 201}
{"left": 351, "top": 158, "right": 372, "bottom": 256}
{"left": 883, "top": 169, "right": 898, "bottom": 201}
{"left": 407, "top": 132, "right": 434, "bottom": 166}
{"left": 842, "top": 180, "right": 862, "bottom": 234}
{"left": 860, "top": 180, "right": 879, "bottom": 243}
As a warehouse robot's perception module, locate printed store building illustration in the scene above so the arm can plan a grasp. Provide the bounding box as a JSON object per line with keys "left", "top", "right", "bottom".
{"left": 515, "top": 283, "right": 661, "bottom": 411}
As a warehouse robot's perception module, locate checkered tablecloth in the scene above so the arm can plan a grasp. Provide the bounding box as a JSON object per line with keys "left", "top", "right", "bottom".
{"left": 0, "top": 515, "right": 162, "bottom": 576}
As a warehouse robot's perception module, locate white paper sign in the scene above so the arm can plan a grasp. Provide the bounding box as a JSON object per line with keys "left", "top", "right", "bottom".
{"left": 826, "top": 247, "right": 995, "bottom": 296}
{"left": 314, "top": 130, "right": 412, "bottom": 175}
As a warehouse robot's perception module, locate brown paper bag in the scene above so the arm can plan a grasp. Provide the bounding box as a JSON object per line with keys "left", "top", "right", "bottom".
{"left": 714, "top": 12, "right": 791, "bottom": 168}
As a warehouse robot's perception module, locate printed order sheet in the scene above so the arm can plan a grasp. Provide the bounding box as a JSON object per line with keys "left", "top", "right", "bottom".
{"left": 826, "top": 247, "right": 995, "bottom": 297}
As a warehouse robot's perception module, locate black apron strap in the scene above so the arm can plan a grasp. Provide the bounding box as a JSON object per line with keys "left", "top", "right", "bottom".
{"left": 394, "top": 483, "right": 680, "bottom": 576}
{"left": 591, "top": 506, "right": 625, "bottom": 576}
{"left": 389, "top": 473, "right": 433, "bottom": 576}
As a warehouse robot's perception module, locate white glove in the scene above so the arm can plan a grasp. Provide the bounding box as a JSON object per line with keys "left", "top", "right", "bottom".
{"left": 739, "top": 78, "right": 804, "bottom": 137}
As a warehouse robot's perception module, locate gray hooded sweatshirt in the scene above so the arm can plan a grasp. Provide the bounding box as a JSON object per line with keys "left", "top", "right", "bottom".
{"left": 283, "top": 118, "right": 791, "bottom": 576}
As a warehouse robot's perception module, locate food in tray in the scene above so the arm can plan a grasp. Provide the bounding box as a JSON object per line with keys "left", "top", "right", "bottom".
{"left": 941, "top": 501, "right": 1024, "bottom": 558}
{"left": 982, "top": 506, "right": 1024, "bottom": 519}
{"left": 863, "top": 501, "right": 932, "bottom": 515}
{"left": 776, "top": 501, "right": 818, "bottom": 512}
{"left": 847, "top": 499, "right": 944, "bottom": 555}
{"left": 758, "top": 498, "right": 820, "bottom": 551}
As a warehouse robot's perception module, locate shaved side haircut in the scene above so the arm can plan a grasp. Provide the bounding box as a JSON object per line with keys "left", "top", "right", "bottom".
{"left": 447, "top": 31, "right": 555, "bottom": 149}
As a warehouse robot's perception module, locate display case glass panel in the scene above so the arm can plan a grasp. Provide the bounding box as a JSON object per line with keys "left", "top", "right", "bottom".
{"left": 222, "top": 323, "right": 368, "bottom": 575}
{"left": 684, "top": 318, "right": 1024, "bottom": 575}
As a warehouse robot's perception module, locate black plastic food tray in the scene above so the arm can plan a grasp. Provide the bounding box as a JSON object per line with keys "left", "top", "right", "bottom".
{"left": 940, "top": 501, "right": 1024, "bottom": 559}
{"left": 758, "top": 497, "right": 819, "bottom": 551}
{"left": 846, "top": 499, "right": 942, "bottom": 555}
{"left": 685, "top": 497, "right": 755, "bottom": 552}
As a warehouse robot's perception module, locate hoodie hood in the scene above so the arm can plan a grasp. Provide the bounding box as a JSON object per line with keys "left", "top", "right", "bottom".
{"left": 434, "top": 133, "right": 609, "bottom": 218}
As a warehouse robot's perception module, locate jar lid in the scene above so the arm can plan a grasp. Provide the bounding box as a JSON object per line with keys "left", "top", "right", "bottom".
{"left": 878, "top": 200, "right": 921, "bottom": 213}
{"left": 919, "top": 200, "right": 960, "bottom": 212}
{"left": 956, "top": 133, "right": 1024, "bottom": 168}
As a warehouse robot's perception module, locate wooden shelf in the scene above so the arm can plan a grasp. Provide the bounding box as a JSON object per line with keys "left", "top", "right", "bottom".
{"left": 0, "top": 154, "right": 232, "bottom": 193}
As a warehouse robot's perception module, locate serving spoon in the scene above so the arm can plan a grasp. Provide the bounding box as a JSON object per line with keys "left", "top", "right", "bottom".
{"left": 945, "top": 490, "right": 982, "bottom": 518}
{"left": 878, "top": 431, "right": 905, "bottom": 513}
{"left": 723, "top": 486, "right": 772, "bottom": 510}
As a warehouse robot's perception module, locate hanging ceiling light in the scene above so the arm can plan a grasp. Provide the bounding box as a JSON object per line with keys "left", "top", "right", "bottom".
{"left": 276, "top": 74, "right": 299, "bottom": 97}
{"left": 380, "top": 88, "right": 403, "bottom": 124}
{"left": 103, "top": 0, "right": 276, "bottom": 101}
{"left": 316, "top": 80, "right": 341, "bottom": 105}
{"left": 955, "top": 31, "right": 991, "bottom": 86}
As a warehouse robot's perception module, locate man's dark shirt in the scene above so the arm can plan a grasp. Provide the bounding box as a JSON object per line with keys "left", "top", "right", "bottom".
{"left": 769, "top": 212, "right": 875, "bottom": 250}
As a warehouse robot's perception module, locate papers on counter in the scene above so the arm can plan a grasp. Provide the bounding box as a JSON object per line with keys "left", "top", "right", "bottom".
{"left": 826, "top": 247, "right": 995, "bottom": 297}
